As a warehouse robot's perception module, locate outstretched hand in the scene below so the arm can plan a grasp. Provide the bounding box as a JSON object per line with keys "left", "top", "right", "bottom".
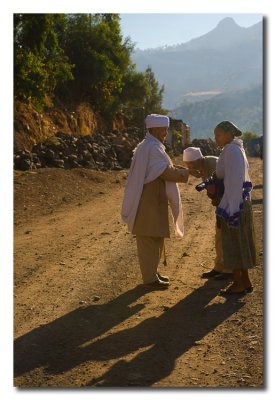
{"left": 173, "top": 164, "right": 188, "bottom": 170}
{"left": 189, "top": 169, "right": 202, "bottom": 178}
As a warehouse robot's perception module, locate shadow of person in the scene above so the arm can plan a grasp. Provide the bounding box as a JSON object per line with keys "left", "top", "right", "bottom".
{"left": 85, "top": 279, "right": 245, "bottom": 387}
{"left": 252, "top": 198, "right": 263, "bottom": 205}
{"left": 14, "top": 285, "right": 148, "bottom": 378}
{"left": 253, "top": 184, "right": 263, "bottom": 190}
{"left": 15, "top": 278, "right": 243, "bottom": 387}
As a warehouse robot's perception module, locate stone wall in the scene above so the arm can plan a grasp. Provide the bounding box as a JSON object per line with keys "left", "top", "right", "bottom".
{"left": 14, "top": 101, "right": 192, "bottom": 171}
{"left": 185, "top": 138, "right": 221, "bottom": 156}
{"left": 14, "top": 128, "right": 144, "bottom": 171}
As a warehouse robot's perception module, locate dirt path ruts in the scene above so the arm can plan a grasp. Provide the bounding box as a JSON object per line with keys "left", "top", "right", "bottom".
{"left": 14, "top": 157, "right": 263, "bottom": 387}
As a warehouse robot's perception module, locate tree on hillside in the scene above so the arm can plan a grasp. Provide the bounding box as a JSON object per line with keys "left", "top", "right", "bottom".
{"left": 119, "top": 65, "right": 166, "bottom": 113}
{"left": 239, "top": 130, "right": 261, "bottom": 156}
{"left": 119, "top": 67, "right": 148, "bottom": 107}
{"left": 14, "top": 13, "right": 167, "bottom": 120}
{"left": 56, "top": 15, "right": 167, "bottom": 117}
{"left": 143, "top": 67, "right": 166, "bottom": 115}
{"left": 61, "top": 14, "right": 132, "bottom": 114}
{"left": 241, "top": 130, "right": 260, "bottom": 151}
{"left": 14, "top": 14, "right": 74, "bottom": 109}
{"left": 241, "top": 131, "right": 260, "bottom": 142}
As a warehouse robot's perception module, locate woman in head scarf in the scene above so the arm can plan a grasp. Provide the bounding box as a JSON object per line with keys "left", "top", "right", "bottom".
{"left": 214, "top": 121, "right": 257, "bottom": 295}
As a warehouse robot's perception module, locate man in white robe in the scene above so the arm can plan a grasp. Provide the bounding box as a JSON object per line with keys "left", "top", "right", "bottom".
{"left": 121, "top": 114, "right": 189, "bottom": 289}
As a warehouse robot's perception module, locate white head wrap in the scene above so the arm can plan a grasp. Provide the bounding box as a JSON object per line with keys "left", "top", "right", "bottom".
{"left": 183, "top": 147, "right": 203, "bottom": 162}
{"left": 145, "top": 114, "right": 170, "bottom": 129}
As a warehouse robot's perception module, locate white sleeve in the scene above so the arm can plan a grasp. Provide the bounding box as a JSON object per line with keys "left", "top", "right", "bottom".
{"left": 144, "top": 145, "right": 168, "bottom": 183}
{"left": 121, "top": 144, "right": 149, "bottom": 226}
{"left": 218, "top": 145, "right": 244, "bottom": 217}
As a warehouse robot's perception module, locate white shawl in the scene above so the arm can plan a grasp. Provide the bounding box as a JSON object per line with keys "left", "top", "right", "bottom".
{"left": 121, "top": 133, "right": 184, "bottom": 237}
{"left": 216, "top": 138, "right": 251, "bottom": 219}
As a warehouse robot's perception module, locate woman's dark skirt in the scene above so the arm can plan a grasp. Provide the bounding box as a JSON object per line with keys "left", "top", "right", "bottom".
{"left": 219, "top": 200, "right": 257, "bottom": 270}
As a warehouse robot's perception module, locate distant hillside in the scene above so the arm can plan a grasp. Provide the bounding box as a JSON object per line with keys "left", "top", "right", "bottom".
{"left": 170, "top": 85, "right": 263, "bottom": 139}
{"left": 133, "top": 18, "right": 263, "bottom": 109}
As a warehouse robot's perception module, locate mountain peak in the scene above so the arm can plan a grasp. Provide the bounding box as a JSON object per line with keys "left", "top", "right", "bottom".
{"left": 216, "top": 17, "right": 241, "bottom": 31}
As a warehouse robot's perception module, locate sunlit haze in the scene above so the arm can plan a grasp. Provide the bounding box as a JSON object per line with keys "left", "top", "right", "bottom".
{"left": 120, "top": 14, "right": 263, "bottom": 50}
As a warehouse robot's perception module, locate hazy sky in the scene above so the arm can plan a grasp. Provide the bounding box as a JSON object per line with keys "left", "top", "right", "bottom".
{"left": 120, "top": 14, "right": 263, "bottom": 50}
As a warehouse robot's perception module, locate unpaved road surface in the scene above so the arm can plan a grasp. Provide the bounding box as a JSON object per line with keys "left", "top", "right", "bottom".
{"left": 14, "top": 156, "right": 263, "bottom": 387}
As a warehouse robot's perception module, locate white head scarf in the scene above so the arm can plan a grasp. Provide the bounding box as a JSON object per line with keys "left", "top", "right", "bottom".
{"left": 183, "top": 147, "right": 203, "bottom": 162}
{"left": 145, "top": 114, "right": 169, "bottom": 129}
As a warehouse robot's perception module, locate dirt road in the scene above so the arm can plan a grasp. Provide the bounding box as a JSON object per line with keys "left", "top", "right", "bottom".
{"left": 14, "top": 156, "right": 263, "bottom": 387}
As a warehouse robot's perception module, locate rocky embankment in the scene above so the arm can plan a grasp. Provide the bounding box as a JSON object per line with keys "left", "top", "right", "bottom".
{"left": 14, "top": 132, "right": 221, "bottom": 172}
{"left": 187, "top": 138, "right": 221, "bottom": 157}
{"left": 14, "top": 101, "right": 221, "bottom": 171}
{"left": 14, "top": 128, "right": 144, "bottom": 171}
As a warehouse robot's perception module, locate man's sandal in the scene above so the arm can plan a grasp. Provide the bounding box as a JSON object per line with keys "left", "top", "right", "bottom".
{"left": 219, "top": 288, "right": 247, "bottom": 296}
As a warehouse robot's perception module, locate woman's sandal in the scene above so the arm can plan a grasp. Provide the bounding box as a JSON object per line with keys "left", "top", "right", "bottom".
{"left": 219, "top": 287, "right": 247, "bottom": 296}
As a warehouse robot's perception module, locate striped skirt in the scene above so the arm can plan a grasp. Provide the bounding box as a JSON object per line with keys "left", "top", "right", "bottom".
{"left": 219, "top": 200, "right": 257, "bottom": 270}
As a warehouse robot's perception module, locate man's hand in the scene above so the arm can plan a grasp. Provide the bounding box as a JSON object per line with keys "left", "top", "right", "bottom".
{"left": 160, "top": 166, "right": 189, "bottom": 183}
{"left": 173, "top": 164, "right": 187, "bottom": 170}
{"left": 189, "top": 169, "right": 203, "bottom": 178}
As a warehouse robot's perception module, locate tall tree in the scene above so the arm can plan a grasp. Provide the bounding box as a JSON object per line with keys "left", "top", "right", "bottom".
{"left": 143, "top": 66, "right": 165, "bottom": 115}
{"left": 63, "top": 14, "right": 132, "bottom": 114}
{"left": 14, "top": 13, "right": 167, "bottom": 119}
{"left": 14, "top": 14, "right": 73, "bottom": 108}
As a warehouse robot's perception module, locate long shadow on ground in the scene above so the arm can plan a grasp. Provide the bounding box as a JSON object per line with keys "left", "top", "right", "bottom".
{"left": 14, "top": 279, "right": 244, "bottom": 387}
{"left": 87, "top": 279, "right": 245, "bottom": 387}
{"left": 14, "top": 285, "right": 146, "bottom": 378}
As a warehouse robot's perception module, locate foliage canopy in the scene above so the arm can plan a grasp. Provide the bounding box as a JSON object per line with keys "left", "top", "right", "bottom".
{"left": 14, "top": 14, "right": 166, "bottom": 117}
